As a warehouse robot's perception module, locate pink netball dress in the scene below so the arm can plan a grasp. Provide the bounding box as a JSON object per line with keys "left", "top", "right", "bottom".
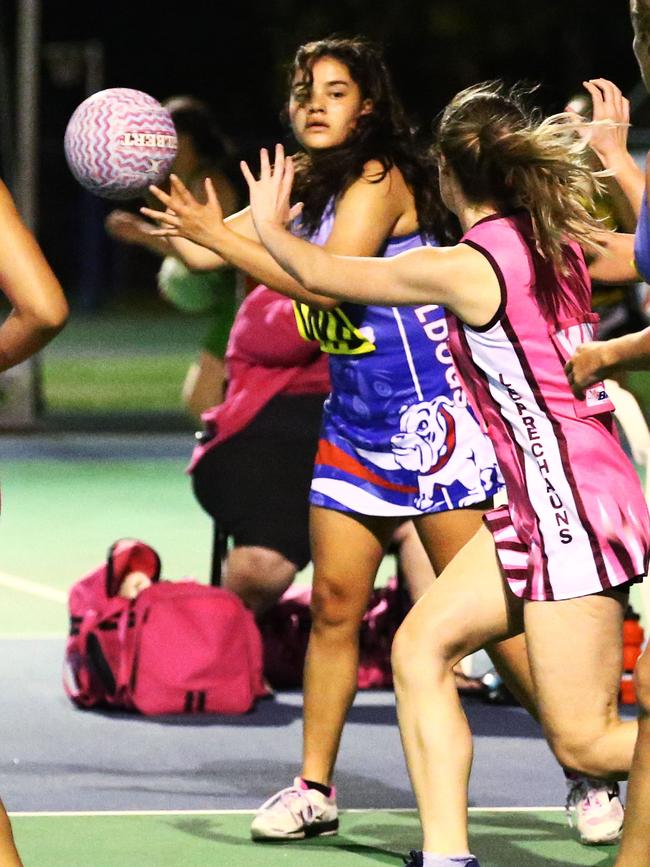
{"left": 447, "top": 212, "right": 650, "bottom": 601}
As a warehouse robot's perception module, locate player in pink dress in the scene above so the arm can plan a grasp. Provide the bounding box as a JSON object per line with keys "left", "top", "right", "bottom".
{"left": 241, "top": 80, "right": 650, "bottom": 867}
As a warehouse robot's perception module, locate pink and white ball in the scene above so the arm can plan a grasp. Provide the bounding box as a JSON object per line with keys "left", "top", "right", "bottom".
{"left": 64, "top": 88, "right": 177, "bottom": 200}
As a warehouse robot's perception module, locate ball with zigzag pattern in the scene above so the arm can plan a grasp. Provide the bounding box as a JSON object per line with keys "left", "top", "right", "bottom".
{"left": 64, "top": 87, "right": 177, "bottom": 200}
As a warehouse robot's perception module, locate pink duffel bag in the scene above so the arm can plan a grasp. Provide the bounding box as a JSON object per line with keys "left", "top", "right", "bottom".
{"left": 64, "top": 539, "right": 268, "bottom": 715}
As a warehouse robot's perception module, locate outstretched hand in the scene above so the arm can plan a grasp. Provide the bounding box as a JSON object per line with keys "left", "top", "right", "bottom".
{"left": 240, "top": 144, "right": 301, "bottom": 240}
{"left": 564, "top": 341, "right": 613, "bottom": 398}
{"left": 140, "top": 174, "right": 226, "bottom": 250}
{"left": 568, "top": 78, "right": 631, "bottom": 166}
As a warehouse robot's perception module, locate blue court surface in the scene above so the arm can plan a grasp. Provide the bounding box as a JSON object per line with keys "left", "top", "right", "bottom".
{"left": 0, "top": 433, "right": 639, "bottom": 865}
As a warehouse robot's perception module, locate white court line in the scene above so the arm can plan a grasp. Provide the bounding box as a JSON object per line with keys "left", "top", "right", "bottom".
{"left": 0, "top": 570, "right": 66, "bottom": 604}
{"left": 10, "top": 806, "right": 565, "bottom": 818}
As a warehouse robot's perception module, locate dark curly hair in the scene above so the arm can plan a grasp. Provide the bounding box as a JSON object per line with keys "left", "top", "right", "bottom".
{"left": 286, "top": 37, "right": 457, "bottom": 244}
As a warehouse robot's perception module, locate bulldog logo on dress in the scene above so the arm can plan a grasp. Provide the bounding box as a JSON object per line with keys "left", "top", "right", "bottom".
{"left": 390, "top": 396, "right": 498, "bottom": 510}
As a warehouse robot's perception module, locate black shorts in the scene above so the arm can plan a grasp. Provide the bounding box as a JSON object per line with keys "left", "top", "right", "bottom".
{"left": 191, "top": 393, "right": 325, "bottom": 570}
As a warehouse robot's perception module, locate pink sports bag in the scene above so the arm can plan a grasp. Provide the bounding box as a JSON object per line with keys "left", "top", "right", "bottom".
{"left": 65, "top": 540, "right": 268, "bottom": 715}
{"left": 259, "top": 577, "right": 408, "bottom": 690}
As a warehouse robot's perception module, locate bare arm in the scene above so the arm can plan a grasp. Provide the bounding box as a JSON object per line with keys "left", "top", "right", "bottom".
{"left": 586, "top": 231, "right": 639, "bottom": 283}
{"left": 105, "top": 210, "right": 174, "bottom": 257}
{"left": 565, "top": 327, "right": 650, "bottom": 397}
{"left": 0, "top": 181, "right": 68, "bottom": 370}
{"left": 240, "top": 145, "right": 498, "bottom": 321}
{"left": 581, "top": 79, "right": 644, "bottom": 225}
{"left": 143, "top": 157, "right": 414, "bottom": 310}
{"left": 106, "top": 170, "right": 248, "bottom": 271}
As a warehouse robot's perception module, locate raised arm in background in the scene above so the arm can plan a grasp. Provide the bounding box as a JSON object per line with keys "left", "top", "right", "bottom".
{"left": 143, "top": 152, "right": 417, "bottom": 311}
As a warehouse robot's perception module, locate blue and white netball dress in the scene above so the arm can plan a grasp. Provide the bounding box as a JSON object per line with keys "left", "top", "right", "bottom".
{"left": 293, "top": 203, "right": 503, "bottom": 517}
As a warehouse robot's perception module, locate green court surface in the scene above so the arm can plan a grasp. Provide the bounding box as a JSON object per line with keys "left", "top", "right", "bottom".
{"left": 10, "top": 809, "right": 619, "bottom": 867}
{"left": 0, "top": 453, "right": 212, "bottom": 635}
{"left": 0, "top": 440, "right": 325, "bottom": 635}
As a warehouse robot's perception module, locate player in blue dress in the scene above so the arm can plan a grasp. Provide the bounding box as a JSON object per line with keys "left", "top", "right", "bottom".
{"left": 143, "top": 37, "right": 611, "bottom": 845}
{"left": 298, "top": 203, "right": 500, "bottom": 518}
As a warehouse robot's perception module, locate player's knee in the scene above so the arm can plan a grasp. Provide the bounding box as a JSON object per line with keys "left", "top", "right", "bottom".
{"left": 548, "top": 730, "right": 612, "bottom": 779}
{"left": 225, "top": 547, "right": 295, "bottom": 605}
{"left": 310, "top": 574, "right": 365, "bottom": 633}
{"left": 391, "top": 608, "right": 455, "bottom": 690}
{"left": 391, "top": 621, "right": 418, "bottom": 689}
{"left": 634, "top": 650, "right": 650, "bottom": 714}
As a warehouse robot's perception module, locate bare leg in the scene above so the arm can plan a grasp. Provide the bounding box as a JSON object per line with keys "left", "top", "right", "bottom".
{"left": 485, "top": 634, "right": 538, "bottom": 719}
{"left": 301, "top": 507, "right": 396, "bottom": 784}
{"left": 416, "top": 509, "right": 538, "bottom": 717}
{"left": 224, "top": 546, "right": 297, "bottom": 617}
{"left": 414, "top": 507, "right": 486, "bottom": 576}
{"left": 391, "top": 520, "right": 436, "bottom": 602}
{"left": 0, "top": 802, "right": 22, "bottom": 867}
{"left": 182, "top": 351, "right": 226, "bottom": 420}
{"left": 392, "top": 524, "right": 523, "bottom": 854}
{"left": 615, "top": 646, "right": 650, "bottom": 866}
{"left": 524, "top": 590, "right": 636, "bottom": 780}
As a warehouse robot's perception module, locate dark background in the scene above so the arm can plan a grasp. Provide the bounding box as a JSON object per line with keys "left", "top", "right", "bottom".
{"left": 4, "top": 0, "right": 645, "bottom": 309}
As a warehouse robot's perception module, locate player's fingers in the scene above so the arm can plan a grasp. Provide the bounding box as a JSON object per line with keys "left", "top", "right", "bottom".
{"left": 259, "top": 148, "right": 271, "bottom": 181}
{"left": 170, "top": 174, "right": 194, "bottom": 206}
{"left": 240, "top": 160, "right": 256, "bottom": 188}
{"left": 148, "top": 185, "right": 172, "bottom": 207}
{"left": 583, "top": 80, "right": 604, "bottom": 111}
{"left": 587, "top": 78, "right": 627, "bottom": 122}
{"left": 273, "top": 143, "right": 285, "bottom": 181}
{"left": 140, "top": 206, "right": 179, "bottom": 226}
{"left": 205, "top": 177, "right": 219, "bottom": 208}
{"left": 280, "top": 155, "right": 295, "bottom": 203}
{"left": 621, "top": 96, "right": 630, "bottom": 125}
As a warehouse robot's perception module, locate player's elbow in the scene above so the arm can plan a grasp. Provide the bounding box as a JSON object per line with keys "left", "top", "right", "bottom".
{"left": 299, "top": 269, "right": 338, "bottom": 309}
{"left": 303, "top": 292, "right": 339, "bottom": 312}
{"left": 29, "top": 293, "right": 69, "bottom": 336}
{"left": 298, "top": 267, "right": 320, "bottom": 296}
{"left": 187, "top": 257, "right": 224, "bottom": 273}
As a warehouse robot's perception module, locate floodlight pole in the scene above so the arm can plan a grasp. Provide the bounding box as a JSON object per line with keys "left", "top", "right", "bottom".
{"left": 15, "top": 0, "right": 41, "bottom": 231}
{"left": 12, "top": 0, "right": 42, "bottom": 425}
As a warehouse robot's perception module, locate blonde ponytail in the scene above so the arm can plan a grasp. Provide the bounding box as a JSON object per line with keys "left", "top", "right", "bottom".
{"left": 438, "top": 82, "right": 607, "bottom": 272}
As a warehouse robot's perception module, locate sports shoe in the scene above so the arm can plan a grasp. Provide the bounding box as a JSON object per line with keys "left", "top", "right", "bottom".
{"left": 250, "top": 777, "right": 338, "bottom": 840}
{"left": 403, "top": 852, "right": 481, "bottom": 867}
{"left": 565, "top": 776, "right": 624, "bottom": 844}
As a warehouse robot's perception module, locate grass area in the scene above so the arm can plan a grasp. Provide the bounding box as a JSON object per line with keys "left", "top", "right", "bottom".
{"left": 41, "top": 309, "right": 213, "bottom": 416}
{"left": 33, "top": 306, "right": 650, "bottom": 422}
{"left": 43, "top": 354, "right": 196, "bottom": 412}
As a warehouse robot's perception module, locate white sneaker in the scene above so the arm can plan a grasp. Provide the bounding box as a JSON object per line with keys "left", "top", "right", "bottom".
{"left": 565, "top": 776, "right": 624, "bottom": 845}
{"left": 250, "top": 777, "right": 339, "bottom": 841}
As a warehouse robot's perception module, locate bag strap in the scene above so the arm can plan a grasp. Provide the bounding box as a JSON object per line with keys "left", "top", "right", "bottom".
{"left": 63, "top": 598, "right": 127, "bottom": 705}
